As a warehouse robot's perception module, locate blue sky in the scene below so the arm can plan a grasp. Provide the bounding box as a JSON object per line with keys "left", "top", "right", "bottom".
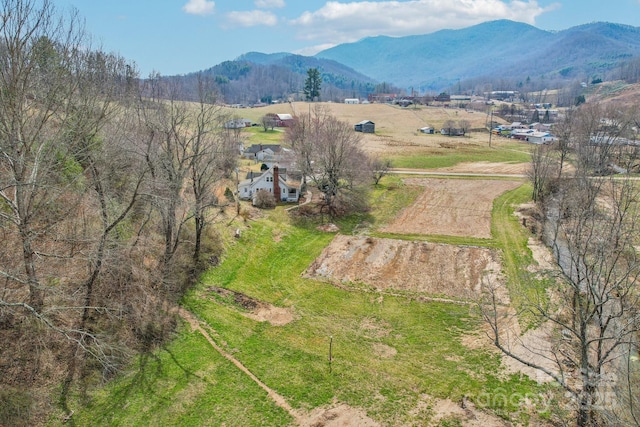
{"left": 52, "top": 0, "right": 640, "bottom": 77}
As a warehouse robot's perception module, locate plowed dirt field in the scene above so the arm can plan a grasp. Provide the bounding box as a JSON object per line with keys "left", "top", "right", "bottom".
{"left": 381, "top": 178, "right": 522, "bottom": 238}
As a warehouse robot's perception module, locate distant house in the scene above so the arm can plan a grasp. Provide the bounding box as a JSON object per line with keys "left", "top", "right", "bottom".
{"left": 434, "top": 93, "right": 451, "bottom": 102}
{"left": 525, "top": 131, "right": 556, "bottom": 144}
{"left": 511, "top": 129, "right": 557, "bottom": 143}
{"left": 440, "top": 128, "right": 464, "bottom": 136}
{"left": 368, "top": 93, "right": 397, "bottom": 103}
{"left": 224, "top": 118, "right": 252, "bottom": 129}
{"left": 243, "top": 144, "right": 283, "bottom": 162}
{"left": 344, "top": 98, "right": 360, "bottom": 104}
{"left": 238, "top": 165, "right": 301, "bottom": 203}
{"left": 354, "top": 120, "right": 375, "bottom": 133}
{"left": 275, "top": 114, "right": 294, "bottom": 127}
{"left": 419, "top": 126, "right": 434, "bottom": 134}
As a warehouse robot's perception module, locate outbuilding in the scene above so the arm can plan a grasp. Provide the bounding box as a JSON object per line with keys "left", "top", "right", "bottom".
{"left": 354, "top": 120, "right": 375, "bottom": 133}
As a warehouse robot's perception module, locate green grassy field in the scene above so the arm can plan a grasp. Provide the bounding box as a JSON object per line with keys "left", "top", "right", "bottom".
{"left": 66, "top": 170, "right": 553, "bottom": 426}
{"left": 389, "top": 143, "right": 531, "bottom": 169}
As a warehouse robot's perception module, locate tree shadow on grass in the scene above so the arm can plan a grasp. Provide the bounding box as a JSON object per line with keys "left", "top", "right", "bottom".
{"left": 82, "top": 338, "right": 214, "bottom": 426}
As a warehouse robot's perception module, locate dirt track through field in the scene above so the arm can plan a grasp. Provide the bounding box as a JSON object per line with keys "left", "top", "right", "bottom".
{"left": 178, "top": 307, "right": 381, "bottom": 426}
{"left": 177, "top": 308, "right": 304, "bottom": 424}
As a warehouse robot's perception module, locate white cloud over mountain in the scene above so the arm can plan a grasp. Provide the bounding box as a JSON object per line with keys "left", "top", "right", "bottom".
{"left": 290, "top": 0, "right": 557, "bottom": 44}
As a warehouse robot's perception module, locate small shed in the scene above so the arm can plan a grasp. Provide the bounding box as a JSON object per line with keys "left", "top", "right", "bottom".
{"left": 354, "top": 120, "right": 375, "bottom": 133}
{"left": 419, "top": 126, "right": 434, "bottom": 134}
{"left": 344, "top": 98, "right": 360, "bottom": 104}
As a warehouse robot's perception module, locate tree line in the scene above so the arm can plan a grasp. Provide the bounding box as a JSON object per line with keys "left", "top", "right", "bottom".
{"left": 0, "top": 1, "right": 239, "bottom": 423}
{"left": 484, "top": 103, "right": 640, "bottom": 426}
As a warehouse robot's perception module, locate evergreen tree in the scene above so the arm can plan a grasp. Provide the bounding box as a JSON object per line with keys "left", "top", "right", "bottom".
{"left": 303, "top": 68, "right": 321, "bottom": 101}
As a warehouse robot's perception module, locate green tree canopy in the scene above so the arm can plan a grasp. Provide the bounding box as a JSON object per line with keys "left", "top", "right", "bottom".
{"left": 303, "top": 67, "right": 321, "bottom": 101}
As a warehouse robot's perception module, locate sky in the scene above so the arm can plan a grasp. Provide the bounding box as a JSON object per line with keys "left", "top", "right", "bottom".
{"left": 52, "top": 0, "right": 640, "bottom": 77}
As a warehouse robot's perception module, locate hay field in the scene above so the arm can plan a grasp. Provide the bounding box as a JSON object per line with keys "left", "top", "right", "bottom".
{"left": 228, "top": 101, "right": 506, "bottom": 156}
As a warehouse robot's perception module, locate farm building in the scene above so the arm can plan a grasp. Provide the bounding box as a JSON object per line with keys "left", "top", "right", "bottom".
{"left": 419, "top": 126, "right": 434, "bottom": 134}
{"left": 224, "top": 118, "right": 252, "bottom": 129}
{"left": 243, "top": 144, "right": 283, "bottom": 162}
{"left": 440, "top": 128, "right": 465, "bottom": 136}
{"left": 344, "top": 98, "right": 360, "bottom": 104}
{"left": 354, "top": 120, "right": 375, "bottom": 133}
{"left": 275, "top": 113, "right": 294, "bottom": 127}
{"left": 238, "top": 165, "right": 301, "bottom": 203}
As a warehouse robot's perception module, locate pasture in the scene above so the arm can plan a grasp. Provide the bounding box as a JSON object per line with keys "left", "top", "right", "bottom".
{"left": 65, "top": 103, "right": 557, "bottom": 427}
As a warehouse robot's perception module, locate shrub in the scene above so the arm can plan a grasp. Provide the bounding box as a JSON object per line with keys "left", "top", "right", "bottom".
{"left": 253, "top": 190, "right": 276, "bottom": 209}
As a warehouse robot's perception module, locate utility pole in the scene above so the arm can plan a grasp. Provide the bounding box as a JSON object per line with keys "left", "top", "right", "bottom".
{"left": 235, "top": 168, "right": 240, "bottom": 215}
{"left": 489, "top": 109, "right": 493, "bottom": 148}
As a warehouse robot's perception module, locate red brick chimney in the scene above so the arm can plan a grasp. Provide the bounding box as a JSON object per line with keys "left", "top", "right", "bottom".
{"left": 273, "top": 165, "right": 281, "bottom": 201}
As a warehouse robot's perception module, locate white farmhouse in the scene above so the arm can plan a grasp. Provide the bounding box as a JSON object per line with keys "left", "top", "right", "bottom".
{"left": 238, "top": 165, "right": 301, "bottom": 203}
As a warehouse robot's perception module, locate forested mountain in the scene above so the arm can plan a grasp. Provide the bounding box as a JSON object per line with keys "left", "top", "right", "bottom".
{"left": 168, "top": 19, "right": 640, "bottom": 103}
{"left": 171, "top": 54, "right": 378, "bottom": 105}
{"left": 314, "top": 20, "right": 640, "bottom": 91}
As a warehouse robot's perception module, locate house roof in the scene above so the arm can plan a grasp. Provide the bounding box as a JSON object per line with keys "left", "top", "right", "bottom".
{"left": 245, "top": 168, "right": 287, "bottom": 180}
{"left": 356, "top": 120, "right": 374, "bottom": 125}
{"left": 238, "top": 165, "right": 300, "bottom": 191}
{"left": 276, "top": 114, "right": 293, "bottom": 120}
{"left": 244, "top": 144, "right": 282, "bottom": 154}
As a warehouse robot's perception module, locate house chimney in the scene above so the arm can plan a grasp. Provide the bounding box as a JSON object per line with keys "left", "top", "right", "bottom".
{"left": 273, "top": 165, "right": 281, "bottom": 201}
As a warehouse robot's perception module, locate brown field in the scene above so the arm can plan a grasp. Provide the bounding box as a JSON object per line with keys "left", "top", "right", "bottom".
{"left": 304, "top": 234, "right": 508, "bottom": 303}
{"left": 231, "top": 101, "right": 508, "bottom": 155}
{"left": 381, "top": 178, "right": 523, "bottom": 238}
{"left": 305, "top": 176, "right": 521, "bottom": 303}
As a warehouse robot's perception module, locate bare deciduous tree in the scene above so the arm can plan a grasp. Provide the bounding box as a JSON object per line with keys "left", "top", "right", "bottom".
{"left": 189, "top": 74, "right": 237, "bottom": 266}
{"left": 370, "top": 156, "right": 392, "bottom": 185}
{"left": 0, "top": 0, "right": 88, "bottom": 311}
{"left": 286, "top": 107, "right": 370, "bottom": 218}
{"left": 528, "top": 144, "right": 558, "bottom": 202}
{"left": 484, "top": 103, "right": 640, "bottom": 426}
{"left": 311, "top": 115, "right": 370, "bottom": 218}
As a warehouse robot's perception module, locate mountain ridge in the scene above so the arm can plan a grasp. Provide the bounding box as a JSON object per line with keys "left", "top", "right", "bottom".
{"left": 313, "top": 19, "right": 640, "bottom": 90}
{"left": 171, "top": 20, "right": 640, "bottom": 103}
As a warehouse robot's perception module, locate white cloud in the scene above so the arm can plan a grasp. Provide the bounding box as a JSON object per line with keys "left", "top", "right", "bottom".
{"left": 183, "top": 0, "right": 215, "bottom": 16}
{"left": 290, "top": 0, "right": 559, "bottom": 45}
{"left": 226, "top": 10, "right": 279, "bottom": 27}
{"left": 293, "top": 43, "right": 337, "bottom": 56}
{"left": 255, "top": 0, "right": 285, "bottom": 8}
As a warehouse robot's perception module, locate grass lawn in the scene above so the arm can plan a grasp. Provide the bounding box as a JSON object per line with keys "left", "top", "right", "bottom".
{"left": 68, "top": 175, "right": 551, "bottom": 426}
{"left": 389, "top": 143, "right": 532, "bottom": 169}
{"left": 244, "top": 126, "right": 286, "bottom": 145}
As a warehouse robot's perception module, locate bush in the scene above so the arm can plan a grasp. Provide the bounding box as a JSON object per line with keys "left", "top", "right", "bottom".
{"left": 253, "top": 190, "right": 276, "bottom": 209}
